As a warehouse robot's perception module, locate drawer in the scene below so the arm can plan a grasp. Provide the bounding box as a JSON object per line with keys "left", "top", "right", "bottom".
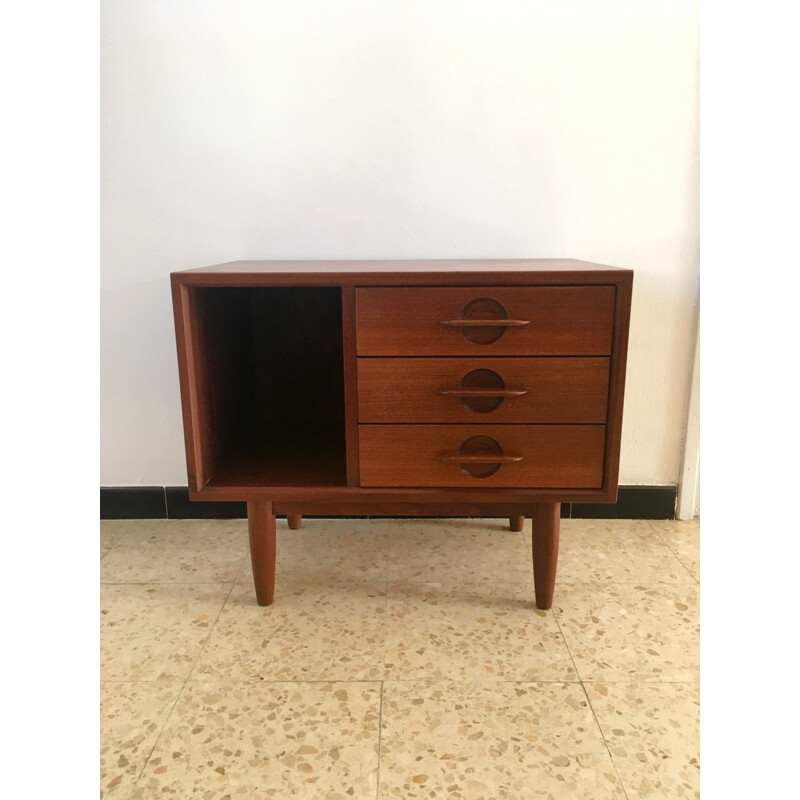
{"left": 358, "top": 357, "right": 610, "bottom": 424}
{"left": 359, "top": 424, "right": 605, "bottom": 488}
{"left": 356, "top": 286, "right": 615, "bottom": 356}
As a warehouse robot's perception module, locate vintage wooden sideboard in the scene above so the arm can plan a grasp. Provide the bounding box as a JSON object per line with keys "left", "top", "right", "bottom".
{"left": 171, "top": 260, "right": 633, "bottom": 609}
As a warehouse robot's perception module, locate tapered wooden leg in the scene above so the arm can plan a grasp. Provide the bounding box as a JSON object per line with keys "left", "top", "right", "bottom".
{"left": 509, "top": 515, "right": 524, "bottom": 532}
{"left": 247, "top": 501, "right": 276, "bottom": 606}
{"left": 532, "top": 503, "right": 560, "bottom": 610}
{"left": 287, "top": 514, "right": 302, "bottom": 530}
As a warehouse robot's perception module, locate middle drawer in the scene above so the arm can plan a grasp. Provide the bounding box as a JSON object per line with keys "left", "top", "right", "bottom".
{"left": 358, "top": 357, "right": 610, "bottom": 424}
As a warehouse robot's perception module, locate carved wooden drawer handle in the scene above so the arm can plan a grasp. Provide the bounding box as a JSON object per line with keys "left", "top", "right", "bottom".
{"left": 438, "top": 453, "right": 524, "bottom": 464}
{"left": 438, "top": 318, "right": 529, "bottom": 328}
{"left": 438, "top": 434, "right": 522, "bottom": 478}
{"left": 438, "top": 298, "right": 528, "bottom": 344}
{"left": 438, "top": 368, "right": 525, "bottom": 413}
{"left": 437, "top": 388, "right": 527, "bottom": 398}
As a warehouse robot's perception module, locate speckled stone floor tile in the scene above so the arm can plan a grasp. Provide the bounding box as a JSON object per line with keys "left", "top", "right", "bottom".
{"left": 101, "top": 583, "right": 231, "bottom": 681}
{"left": 100, "top": 520, "right": 249, "bottom": 584}
{"left": 386, "top": 518, "right": 532, "bottom": 584}
{"left": 100, "top": 681, "right": 182, "bottom": 798}
{"left": 99, "top": 517, "right": 700, "bottom": 800}
{"left": 379, "top": 681, "right": 625, "bottom": 799}
{"left": 237, "top": 519, "right": 390, "bottom": 583}
{"left": 586, "top": 682, "right": 700, "bottom": 799}
{"left": 193, "top": 575, "right": 388, "bottom": 682}
{"left": 130, "top": 681, "right": 380, "bottom": 800}
{"left": 648, "top": 519, "right": 700, "bottom": 581}
{"left": 558, "top": 519, "right": 695, "bottom": 584}
{"left": 554, "top": 583, "right": 700, "bottom": 682}
{"left": 101, "top": 520, "right": 128, "bottom": 551}
{"left": 384, "top": 582, "right": 577, "bottom": 681}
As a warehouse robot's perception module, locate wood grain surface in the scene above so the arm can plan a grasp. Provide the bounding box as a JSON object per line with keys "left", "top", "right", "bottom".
{"left": 357, "top": 357, "right": 610, "bottom": 424}
{"left": 356, "top": 286, "right": 615, "bottom": 356}
{"left": 359, "top": 424, "right": 606, "bottom": 488}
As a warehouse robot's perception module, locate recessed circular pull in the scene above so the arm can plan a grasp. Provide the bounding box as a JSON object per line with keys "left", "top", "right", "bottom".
{"left": 437, "top": 298, "right": 530, "bottom": 344}
{"left": 458, "top": 369, "right": 504, "bottom": 413}
{"left": 438, "top": 435, "right": 524, "bottom": 478}
{"left": 436, "top": 369, "right": 528, "bottom": 413}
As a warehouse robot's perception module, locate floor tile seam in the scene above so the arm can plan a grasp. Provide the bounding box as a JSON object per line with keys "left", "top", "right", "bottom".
{"left": 554, "top": 593, "right": 633, "bottom": 800}
{"left": 181, "top": 677, "right": 587, "bottom": 685}
{"left": 231, "top": 548, "right": 250, "bottom": 583}
{"left": 656, "top": 543, "right": 698, "bottom": 582}
{"left": 568, "top": 679, "right": 700, "bottom": 685}
{"left": 99, "top": 580, "right": 238, "bottom": 587}
{"left": 114, "top": 575, "right": 238, "bottom": 793}
{"left": 554, "top": 578, "right": 700, "bottom": 587}
{"left": 100, "top": 679, "right": 187, "bottom": 685}
{"left": 382, "top": 572, "right": 389, "bottom": 679}
{"left": 576, "top": 676, "right": 700, "bottom": 685}
{"left": 578, "top": 679, "right": 632, "bottom": 800}
{"left": 183, "top": 579, "right": 239, "bottom": 684}
{"left": 551, "top": 601, "right": 650, "bottom": 797}
{"left": 550, "top": 607, "right": 584, "bottom": 685}
{"left": 100, "top": 580, "right": 245, "bottom": 586}
{"left": 646, "top": 518, "right": 700, "bottom": 548}
{"left": 376, "top": 681, "right": 384, "bottom": 800}
{"left": 127, "top": 581, "right": 237, "bottom": 790}
{"left": 382, "top": 576, "right": 701, "bottom": 585}
{"left": 554, "top": 579, "right": 699, "bottom": 591}
{"left": 127, "top": 677, "right": 189, "bottom": 798}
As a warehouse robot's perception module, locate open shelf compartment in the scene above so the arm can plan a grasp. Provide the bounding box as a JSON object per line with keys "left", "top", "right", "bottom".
{"left": 185, "top": 286, "right": 346, "bottom": 488}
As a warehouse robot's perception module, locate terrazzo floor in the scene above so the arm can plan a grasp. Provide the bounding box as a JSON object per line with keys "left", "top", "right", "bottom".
{"left": 100, "top": 516, "right": 699, "bottom": 799}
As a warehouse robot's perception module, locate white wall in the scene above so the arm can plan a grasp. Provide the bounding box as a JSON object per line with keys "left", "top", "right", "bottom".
{"left": 101, "top": 0, "right": 699, "bottom": 487}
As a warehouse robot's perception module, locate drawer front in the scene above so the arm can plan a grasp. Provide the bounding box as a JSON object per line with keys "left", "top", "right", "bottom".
{"left": 359, "top": 424, "right": 605, "bottom": 488}
{"left": 358, "top": 357, "right": 610, "bottom": 424}
{"left": 356, "top": 286, "right": 615, "bottom": 356}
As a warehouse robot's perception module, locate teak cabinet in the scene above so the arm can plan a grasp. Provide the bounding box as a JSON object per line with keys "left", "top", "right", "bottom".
{"left": 171, "top": 260, "right": 633, "bottom": 609}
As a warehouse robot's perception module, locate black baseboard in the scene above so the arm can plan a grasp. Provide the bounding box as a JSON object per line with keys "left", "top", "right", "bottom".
{"left": 571, "top": 485, "right": 677, "bottom": 520}
{"left": 100, "top": 485, "right": 677, "bottom": 521}
{"left": 100, "top": 487, "right": 167, "bottom": 520}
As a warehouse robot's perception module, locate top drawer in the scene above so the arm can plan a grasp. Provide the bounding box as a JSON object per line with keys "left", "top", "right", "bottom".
{"left": 356, "top": 286, "right": 616, "bottom": 356}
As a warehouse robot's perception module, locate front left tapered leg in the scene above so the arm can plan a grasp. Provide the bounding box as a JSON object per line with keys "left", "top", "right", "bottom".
{"left": 532, "top": 503, "right": 560, "bottom": 610}
{"left": 247, "top": 501, "right": 276, "bottom": 606}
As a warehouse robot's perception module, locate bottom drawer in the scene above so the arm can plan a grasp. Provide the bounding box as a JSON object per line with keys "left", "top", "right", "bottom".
{"left": 359, "top": 424, "right": 605, "bottom": 488}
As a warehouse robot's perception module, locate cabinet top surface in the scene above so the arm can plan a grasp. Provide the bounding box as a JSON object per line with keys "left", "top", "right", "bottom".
{"left": 172, "top": 259, "right": 633, "bottom": 286}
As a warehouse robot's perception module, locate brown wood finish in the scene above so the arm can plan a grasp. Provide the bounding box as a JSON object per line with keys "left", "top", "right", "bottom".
{"left": 602, "top": 273, "right": 634, "bottom": 499}
{"left": 287, "top": 514, "right": 302, "bottom": 530}
{"left": 509, "top": 515, "right": 525, "bottom": 532}
{"left": 176, "top": 258, "right": 633, "bottom": 286}
{"left": 247, "top": 501, "right": 276, "bottom": 606}
{"left": 210, "top": 424, "right": 346, "bottom": 487}
{"left": 532, "top": 503, "right": 560, "bottom": 610}
{"left": 357, "top": 357, "right": 610, "bottom": 424}
{"left": 171, "top": 260, "right": 634, "bottom": 610}
{"left": 273, "top": 502, "right": 539, "bottom": 516}
{"left": 171, "top": 279, "right": 203, "bottom": 490}
{"left": 358, "top": 424, "right": 606, "bottom": 488}
{"left": 356, "top": 287, "right": 615, "bottom": 356}
{"left": 341, "top": 287, "right": 360, "bottom": 485}
{"left": 198, "top": 485, "right": 611, "bottom": 503}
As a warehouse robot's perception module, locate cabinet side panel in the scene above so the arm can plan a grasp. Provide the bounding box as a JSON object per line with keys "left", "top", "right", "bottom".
{"left": 602, "top": 274, "right": 634, "bottom": 497}
{"left": 171, "top": 279, "right": 205, "bottom": 489}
